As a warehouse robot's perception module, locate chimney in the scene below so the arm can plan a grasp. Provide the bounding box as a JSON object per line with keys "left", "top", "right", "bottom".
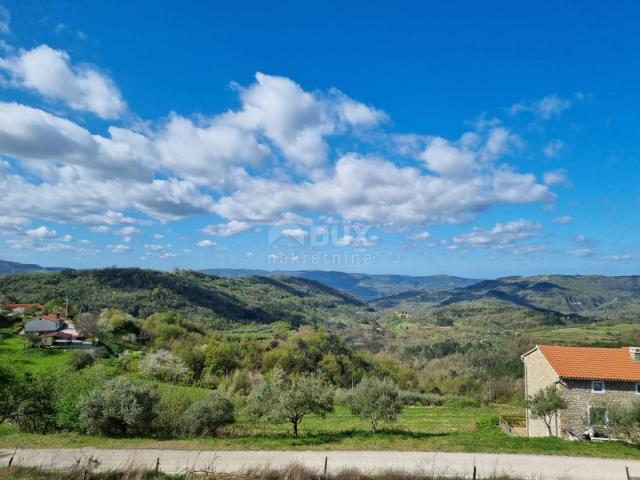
{"left": 629, "top": 347, "right": 640, "bottom": 362}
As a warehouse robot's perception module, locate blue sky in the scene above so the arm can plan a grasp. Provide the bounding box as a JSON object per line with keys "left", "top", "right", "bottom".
{"left": 0, "top": 1, "right": 638, "bottom": 277}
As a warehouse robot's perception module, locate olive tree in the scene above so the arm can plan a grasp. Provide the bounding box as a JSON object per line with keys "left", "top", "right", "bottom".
{"left": 182, "top": 391, "right": 234, "bottom": 436}
{"left": 79, "top": 376, "right": 159, "bottom": 436}
{"left": 246, "top": 369, "right": 333, "bottom": 437}
{"left": 527, "top": 385, "right": 567, "bottom": 436}
{"left": 607, "top": 401, "right": 640, "bottom": 441}
{"left": 347, "top": 377, "right": 402, "bottom": 433}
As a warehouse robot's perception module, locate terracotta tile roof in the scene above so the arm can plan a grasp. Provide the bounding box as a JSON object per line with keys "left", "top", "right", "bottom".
{"left": 538, "top": 345, "right": 640, "bottom": 382}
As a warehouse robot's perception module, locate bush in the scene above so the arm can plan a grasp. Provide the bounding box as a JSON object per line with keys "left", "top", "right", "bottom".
{"left": 0, "top": 365, "right": 25, "bottom": 426}
{"left": 78, "top": 376, "right": 159, "bottom": 436}
{"left": 70, "top": 350, "right": 96, "bottom": 370}
{"left": 12, "top": 373, "right": 56, "bottom": 433}
{"left": 154, "top": 386, "right": 194, "bottom": 437}
{"left": 347, "top": 377, "right": 402, "bottom": 433}
{"left": 138, "top": 350, "right": 190, "bottom": 384}
{"left": 182, "top": 391, "right": 235, "bottom": 436}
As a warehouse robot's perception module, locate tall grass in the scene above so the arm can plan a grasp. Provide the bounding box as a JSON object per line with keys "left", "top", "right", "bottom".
{"left": 0, "top": 464, "right": 522, "bottom": 480}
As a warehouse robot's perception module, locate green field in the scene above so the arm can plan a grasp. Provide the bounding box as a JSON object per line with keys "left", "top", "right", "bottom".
{"left": 2, "top": 404, "right": 640, "bottom": 459}
{"left": 0, "top": 328, "right": 72, "bottom": 373}
{"left": 530, "top": 322, "right": 640, "bottom": 346}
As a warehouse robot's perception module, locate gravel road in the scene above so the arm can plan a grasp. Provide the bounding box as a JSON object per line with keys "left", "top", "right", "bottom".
{"left": 1, "top": 448, "right": 639, "bottom": 479}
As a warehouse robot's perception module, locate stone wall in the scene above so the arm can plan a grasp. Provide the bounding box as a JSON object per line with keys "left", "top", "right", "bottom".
{"left": 560, "top": 379, "right": 639, "bottom": 436}
{"left": 522, "top": 348, "right": 561, "bottom": 437}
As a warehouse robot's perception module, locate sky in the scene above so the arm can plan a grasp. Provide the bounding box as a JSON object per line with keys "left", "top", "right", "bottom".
{"left": 0, "top": 0, "right": 638, "bottom": 278}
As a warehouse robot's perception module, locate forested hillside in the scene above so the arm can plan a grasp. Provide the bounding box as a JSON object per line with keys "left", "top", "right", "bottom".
{"left": 0, "top": 268, "right": 367, "bottom": 326}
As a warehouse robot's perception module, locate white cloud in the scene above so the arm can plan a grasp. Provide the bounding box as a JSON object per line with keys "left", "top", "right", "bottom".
{"left": 26, "top": 225, "right": 57, "bottom": 239}
{"left": 197, "top": 239, "right": 217, "bottom": 248}
{"left": 543, "top": 140, "right": 564, "bottom": 158}
{"left": 553, "top": 215, "right": 572, "bottom": 224}
{"left": 0, "top": 45, "right": 126, "bottom": 119}
{"left": 153, "top": 233, "right": 164, "bottom": 239}
{"left": 90, "top": 225, "right": 110, "bottom": 233}
{"left": 453, "top": 219, "right": 544, "bottom": 254}
{"left": 201, "top": 220, "right": 251, "bottom": 237}
{"left": 281, "top": 228, "right": 309, "bottom": 239}
{"left": 543, "top": 169, "right": 571, "bottom": 187}
{"left": 408, "top": 231, "right": 430, "bottom": 241}
{"left": 108, "top": 243, "right": 130, "bottom": 253}
{"left": 117, "top": 226, "right": 140, "bottom": 237}
{"left": 510, "top": 94, "right": 573, "bottom": 120}
{"left": 214, "top": 153, "right": 553, "bottom": 226}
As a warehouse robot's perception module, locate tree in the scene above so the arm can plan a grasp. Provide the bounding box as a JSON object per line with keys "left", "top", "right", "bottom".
{"left": 0, "top": 366, "right": 25, "bottom": 425}
{"left": 138, "top": 350, "right": 190, "bottom": 384}
{"left": 527, "top": 385, "right": 567, "bottom": 436}
{"left": 79, "top": 376, "right": 159, "bottom": 436}
{"left": 182, "top": 391, "right": 234, "bottom": 436}
{"left": 246, "top": 369, "right": 333, "bottom": 437}
{"left": 347, "top": 377, "right": 402, "bottom": 433}
{"left": 607, "top": 401, "right": 640, "bottom": 441}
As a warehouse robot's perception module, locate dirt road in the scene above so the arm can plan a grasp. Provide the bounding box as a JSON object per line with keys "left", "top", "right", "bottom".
{"left": 1, "top": 448, "right": 638, "bottom": 479}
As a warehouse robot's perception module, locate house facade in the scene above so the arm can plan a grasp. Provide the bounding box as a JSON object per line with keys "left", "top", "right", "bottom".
{"left": 522, "top": 345, "right": 640, "bottom": 438}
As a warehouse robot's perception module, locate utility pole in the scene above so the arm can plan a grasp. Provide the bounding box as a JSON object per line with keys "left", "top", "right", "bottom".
{"left": 65, "top": 297, "right": 69, "bottom": 319}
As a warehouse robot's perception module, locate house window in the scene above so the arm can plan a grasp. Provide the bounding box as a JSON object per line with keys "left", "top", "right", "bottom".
{"left": 591, "top": 380, "right": 605, "bottom": 393}
{"left": 636, "top": 383, "right": 640, "bottom": 395}
{"left": 589, "top": 406, "right": 608, "bottom": 427}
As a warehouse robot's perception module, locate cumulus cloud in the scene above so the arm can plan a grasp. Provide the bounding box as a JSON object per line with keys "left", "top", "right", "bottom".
{"left": 453, "top": 219, "right": 544, "bottom": 254}
{"left": 0, "top": 59, "right": 555, "bottom": 243}
{"left": 197, "top": 239, "right": 217, "bottom": 248}
{"left": 213, "top": 154, "right": 553, "bottom": 226}
{"left": 201, "top": 220, "right": 251, "bottom": 237}
{"left": 0, "top": 45, "right": 126, "bottom": 119}
{"left": 108, "top": 244, "right": 129, "bottom": 253}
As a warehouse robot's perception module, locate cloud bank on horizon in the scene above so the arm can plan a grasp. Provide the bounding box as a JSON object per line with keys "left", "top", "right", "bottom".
{"left": 0, "top": 2, "right": 636, "bottom": 276}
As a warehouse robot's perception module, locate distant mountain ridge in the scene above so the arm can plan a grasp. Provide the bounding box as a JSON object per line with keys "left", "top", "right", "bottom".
{"left": 372, "top": 274, "right": 640, "bottom": 320}
{"left": 200, "top": 268, "right": 483, "bottom": 300}
{"left": 0, "top": 259, "right": 64, "bottom": 275}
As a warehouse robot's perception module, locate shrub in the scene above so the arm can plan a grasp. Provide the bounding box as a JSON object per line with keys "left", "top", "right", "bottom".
{"left": 78, "top": 376, "right": 159, "bottom": 436}
{"left": 347, "top": 377, "right": 402, "bottom": 433}
{"left": 12, "top": 373, "right": 56, "bottom": 433}
{"left": 138, "top": 350, "right": 190, "bottom": 384}
{"left": 70, "top": 350, "right": 96, "bottom": 370}
{"left": 182, "top": 391, "right": 235, "bottom": 436}
{"left": 154, "top": 386, "right": 194, "bottom": 437}
{"left": 0, "top": 365, "right": 25, "bottom": 426}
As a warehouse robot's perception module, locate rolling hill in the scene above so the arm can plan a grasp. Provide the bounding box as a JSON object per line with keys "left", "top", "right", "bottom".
{"left": 0, "top": 268, "right": 368, "bottom": 325}
{"left": 0, "top": 259, "right": 64, "bottom": 275}
{"left": 201, "top": 268, "right": 482, "bottom": 300}
{"left": 371, "top": 274, "right": 640, "bottom": 320}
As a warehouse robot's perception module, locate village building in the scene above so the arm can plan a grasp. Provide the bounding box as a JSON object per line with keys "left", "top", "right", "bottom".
{"left": 522, "top": 345, "right": 640, "bottom": 438}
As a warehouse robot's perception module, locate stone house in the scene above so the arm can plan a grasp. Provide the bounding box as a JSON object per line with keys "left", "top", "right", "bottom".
{"left": 521, "top": 345, "right": 640, "bottom": 438}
